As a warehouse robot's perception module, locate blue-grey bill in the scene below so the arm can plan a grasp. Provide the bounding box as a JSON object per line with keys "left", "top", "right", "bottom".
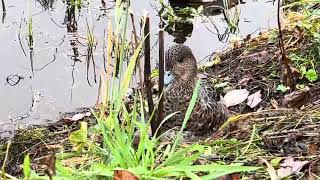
{"left": 164, "top": 70, "right": 174, "bottom": 86}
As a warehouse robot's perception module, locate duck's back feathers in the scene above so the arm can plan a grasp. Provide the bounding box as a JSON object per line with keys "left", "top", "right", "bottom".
{"left": 190, "top": 79, "right": 228, "bottom": 135}
{"left": 161, "top": 78, "right": 228, "bottom": 136}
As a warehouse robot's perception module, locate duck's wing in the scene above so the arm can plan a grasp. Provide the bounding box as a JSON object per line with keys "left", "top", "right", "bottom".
{"left": 189, "top": 79, "right": 228, "bottom": 134}
{"left": 160, "top": 86, "right": 191, "bottom": 133}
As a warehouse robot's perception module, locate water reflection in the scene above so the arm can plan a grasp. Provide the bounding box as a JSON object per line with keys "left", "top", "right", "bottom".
{"left": 86, "top": 46, "right": 97, "bottom": 87}
{"left": 36, "top": 0, "right": 55, "bottom": 10}
{"left": 64, "top": 0, "right": 81, "bottom": 101}
{"left": 64, "top": 1, "right": 79, "bottom": 33}
{"left": 163, "top": 0, "right": 241, "bottom": 43}
{"left": 1, "top": 0, "right": 6, "bottom": 23}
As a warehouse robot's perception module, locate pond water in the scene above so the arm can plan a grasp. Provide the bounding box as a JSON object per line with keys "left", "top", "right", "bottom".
{"left": 0, "top": 0, "right": 276, "bottom": 136}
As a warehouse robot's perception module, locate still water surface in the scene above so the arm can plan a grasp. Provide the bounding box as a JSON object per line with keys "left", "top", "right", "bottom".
{"left": 0, "top": 0, "right": 276, "bottom": 136}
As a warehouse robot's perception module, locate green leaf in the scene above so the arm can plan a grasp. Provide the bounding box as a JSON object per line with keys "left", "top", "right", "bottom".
{"left": 170, "top": 80, "right": 201, "bottom": 155}
{"left": 276, "top": 84, "right": 290, "bottom": 93}
{"left": 116, "top": 35, "right": 144, "bottom": 111}
{"left": 23, "top": 154, "right": 31, "bottom": 180}
{"left": 271, "top": 157, "right": 283, "bottom": 167}
{"left": 69, "top": 122, "right": 88, "bottom": 152}
{"left": 151, "top": 69, "right": 159, "bottom": 78}
{"left": 300, "top": 66, "right": 306, "bottom": 76}
{"left": 55, "top": 161, "right": 75, "bottom": 178}
{"left": 306, "top": 69, "right": 318, "bottom": 82}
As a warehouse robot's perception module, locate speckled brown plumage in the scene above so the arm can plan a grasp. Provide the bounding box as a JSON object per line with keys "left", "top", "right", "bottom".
{"left": 159, "top": 44, "right": 228, "bottom": 139}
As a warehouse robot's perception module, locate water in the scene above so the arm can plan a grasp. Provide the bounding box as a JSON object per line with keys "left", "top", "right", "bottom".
{"left": 0, "top": 0, "right": 276, "bottom": 136}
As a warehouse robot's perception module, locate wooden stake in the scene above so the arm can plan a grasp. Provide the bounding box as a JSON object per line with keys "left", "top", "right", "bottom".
{"left": 157, "top": 29, "right": 165, "bottom": 137}
{"left": 143, "top": 15, "right": 155, "bottom": 135}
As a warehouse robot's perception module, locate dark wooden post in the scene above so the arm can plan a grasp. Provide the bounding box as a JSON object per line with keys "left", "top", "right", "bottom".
{"left": 143, "top": 16, "right": 156, "bottom": 135}
{"left": 157, "top": 30, "right": 165, "bottom": 137}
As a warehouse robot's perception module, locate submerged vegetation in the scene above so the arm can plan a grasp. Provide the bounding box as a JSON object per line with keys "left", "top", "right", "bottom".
{"left": 1, "top": 0, "right": 320, "bottom": 179}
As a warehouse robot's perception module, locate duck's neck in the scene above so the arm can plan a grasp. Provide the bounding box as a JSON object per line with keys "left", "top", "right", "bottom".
{"left": 172, "top": 73, "right": 198, "bottom": 95}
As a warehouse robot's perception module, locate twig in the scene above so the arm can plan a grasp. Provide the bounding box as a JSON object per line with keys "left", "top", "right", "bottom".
{"left": 277, "top": 0, "right": 294, "bottom": 87}
{"left": 277, "top": 0, "right": 286, "bottom": 60}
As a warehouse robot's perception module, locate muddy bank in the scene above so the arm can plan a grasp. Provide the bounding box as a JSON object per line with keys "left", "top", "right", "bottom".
{"left": 0, "top": 107, "right": 97, "bottom": 176}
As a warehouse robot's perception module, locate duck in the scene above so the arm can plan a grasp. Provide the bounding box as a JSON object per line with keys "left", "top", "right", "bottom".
{"left": 159, "top": 44, "right": 228, "bottom": 140}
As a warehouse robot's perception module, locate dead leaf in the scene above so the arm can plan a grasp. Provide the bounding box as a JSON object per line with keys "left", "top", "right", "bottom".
{"left": 284, "top": 88, "right": 310, "bottom": 108}
{"left": 224, "top": 89, "right": 249, "bottom": 107}
{"left": 231, "top": 173, "right": 241, "bottom": 180}
{"left": 259, "top": 31, "right": 269, "bottom": 40}
{"left": 247, "top": 90, "right": 262, "bottom": 108}
{"left": 70, "top": 113, "right": 85, "bottom": 121}
{"left": 308, "top": 143, "right": 318, "bottom": 155}
{"left": 244, "top": 34, "right": 252, "bottom": 41}
{"left": 238, "top": 75, "right": 253, "bottom": 86}
{"left": 44, "top": 154, "right": 56, "bottom": 178}
{"left": 217, "top": 174, "right": 232, "bottom": 180}
{"left": 61, "top": 156, "right": 91, "bottom": 167}
{"left": 271, "top": 99, "right": 279, "bottom": 109}
{"left": 232, "top": 40, "right": 243, "bottom": 49}
{"left": 256, "top": 51, "right": 270, "bottom": 63}
{"left": 277, "top": 157, "right": 309, "bottom": 178}
{"left": 114, "top": 170, "right": 139, "bottom": 180}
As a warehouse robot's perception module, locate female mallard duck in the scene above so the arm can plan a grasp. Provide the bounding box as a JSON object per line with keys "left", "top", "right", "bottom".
{"left": 159, "top": 44, "right": 228, "bottom": 139}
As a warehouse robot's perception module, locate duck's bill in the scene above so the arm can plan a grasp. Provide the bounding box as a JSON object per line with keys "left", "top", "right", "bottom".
{"left": 164, "top": 70, "right": 174, "bottom": 87}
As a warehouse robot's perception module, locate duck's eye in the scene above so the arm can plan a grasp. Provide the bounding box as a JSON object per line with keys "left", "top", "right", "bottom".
{"left": 178, "top": 58, "right": 183, "bottom": 63}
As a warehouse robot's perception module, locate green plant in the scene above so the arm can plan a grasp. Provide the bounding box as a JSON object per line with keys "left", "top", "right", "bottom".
{"left": 222, "top": 0, "right": 240, "bottom": 33}
{"left": 284, "top": 0, "right": 320, "bottom": 83}
{"left": 159, "top": 0, "right": 203, "bottom": 25}
{"left": 276, "top": 84, "right": 290, "bottom": 93}
{"left": 70, "top": 0, "right": 82, "bottom": 7}
{"left": 53, "top": 79, "right": 258, "bottom": 179}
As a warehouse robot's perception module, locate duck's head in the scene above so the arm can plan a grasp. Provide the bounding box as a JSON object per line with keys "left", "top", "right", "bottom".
{"left": 164, "top": 44, "right": 197, "bottom": 86}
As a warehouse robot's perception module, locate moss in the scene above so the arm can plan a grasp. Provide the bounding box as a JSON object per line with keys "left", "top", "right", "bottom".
{"left": 14, "top": 128, "right": 49, "bottom": 142}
